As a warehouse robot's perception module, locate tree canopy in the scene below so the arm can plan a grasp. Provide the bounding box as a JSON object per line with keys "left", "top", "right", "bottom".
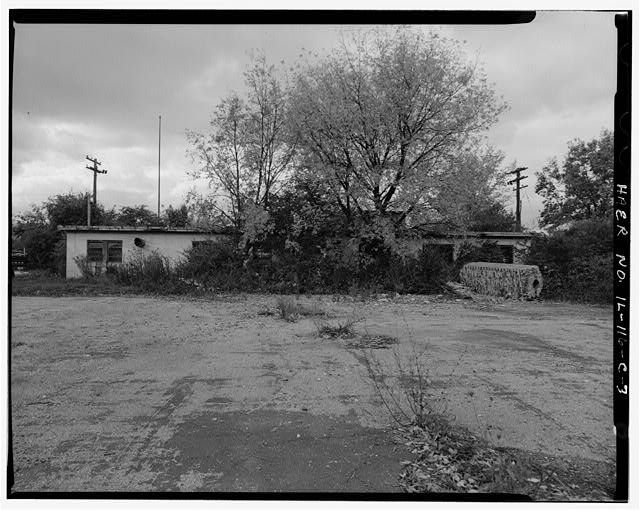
{"left": 116, "top": 205, "right": 157, "bottom": 227}
{"left": 12, "top": 192, "right": 193, "bottom": 272}
{"left": 287, "top": 28, "right": 508, "bottom": 232}
{"left": 187, "top": 53, "right": 295, "bottom": 239}
{"left": 164, "top": 204, "right": 190, "bottom": 227}
{"left": 536, "top": 130, "right": 613, "bottom": 229}
{"left": 186, "top": 28, "right": 510, "bottom": 245}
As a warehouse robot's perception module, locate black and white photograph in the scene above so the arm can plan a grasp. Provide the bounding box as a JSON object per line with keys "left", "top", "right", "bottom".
{"left": 5, "top": 5, "right": 633, "bottom": 502}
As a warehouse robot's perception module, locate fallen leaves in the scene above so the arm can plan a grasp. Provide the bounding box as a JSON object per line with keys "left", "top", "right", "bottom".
{"left": 396, "top": 419, "right": 614, "bottom": 501}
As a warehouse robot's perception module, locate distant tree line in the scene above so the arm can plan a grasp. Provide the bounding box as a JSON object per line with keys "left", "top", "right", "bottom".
{"left": 526, "top": 129, "right": 613, "bottom": 303}
{"left": 11, "top": 192, "right": 190, "bottom": 273}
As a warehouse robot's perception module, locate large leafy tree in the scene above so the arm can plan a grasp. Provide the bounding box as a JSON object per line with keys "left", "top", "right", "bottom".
{"left": 163, "top": 204, "right": 191, "bottom": 228}
{"left": 12, "top": 206, "right": 55, "bottom": 269}
{"left": 43, "top": 191, "right": 108, "bottom": 227}
{"left": 287, "top": 28, "right": 508, "bottom": 233}
{"left": 187, "top": 54, "right": 295, "bottom": 239}
{"left": 423, "top": 146, "right": 514, "bottom": 232}
{"left": 115, "top": 205, "right": 157, "bottom": 226}
{"left": 536, "top": 130, "right": 613, "bottom": 229}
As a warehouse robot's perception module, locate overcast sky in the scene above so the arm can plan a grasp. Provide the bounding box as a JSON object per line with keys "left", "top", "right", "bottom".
{"left": 11, "top": 11, "right": 617, "bottom": 229}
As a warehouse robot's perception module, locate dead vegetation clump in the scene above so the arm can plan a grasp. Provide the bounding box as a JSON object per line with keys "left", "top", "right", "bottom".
{"left": 398, "top": 423, "right": 614, "bottom": 500}
{"left": 312, "top": 309, "right": 399, "bottom": 349}
{"left": 361, "top": 344, "right": 614, "bottom": 500}
{"left": 362, "top": 344, "right": 442, "bottom": 429}
{"left": 313, "top": 315, "right": 363, "bottom": 338}
{"left": 271, "top": 297, "right": 327, "bottom": 322}
{"left": 345, "top": 333, "right": 398, "bottom": 349}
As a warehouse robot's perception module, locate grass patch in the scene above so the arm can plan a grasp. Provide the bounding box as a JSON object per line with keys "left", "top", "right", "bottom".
{"left": 11, "top": 272, "right": 141, "bottom": 297}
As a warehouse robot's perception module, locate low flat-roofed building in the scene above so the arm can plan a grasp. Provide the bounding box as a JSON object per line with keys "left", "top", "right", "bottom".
{"left": 407, "top": 231, "right": 533, "bottom": 264}
{"left": 58, "top": 225, "right": 231, "bottom": 278}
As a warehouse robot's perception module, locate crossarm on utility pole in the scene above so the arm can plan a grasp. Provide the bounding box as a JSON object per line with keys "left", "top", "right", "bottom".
{"left": 85, "top": 155, "right": 108, "bottom": 206}
{"left": 509, "top": 167, "right": 528, "bottom": 232}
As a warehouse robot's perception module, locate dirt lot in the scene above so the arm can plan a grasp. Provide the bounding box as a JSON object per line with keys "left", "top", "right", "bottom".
{"left": 9, "top": 294, "right": 613, "bottom": 493}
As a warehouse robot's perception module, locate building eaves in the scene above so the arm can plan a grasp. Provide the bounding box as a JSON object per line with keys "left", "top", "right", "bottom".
{"left": 57, "top": 225, "right": 232, "bottom": 235}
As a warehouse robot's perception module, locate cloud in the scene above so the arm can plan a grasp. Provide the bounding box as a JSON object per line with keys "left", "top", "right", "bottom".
{"left": 492, "top": 99, "right": 614, "bottom": 229}
{"left": 451, "top": 14, "right": 614, "bottom": 115}
{"left": 11, "top": 23, "right": 351, "bottom": 215}
{"left": 10, "top": 16, "right": 617, "bottom": 231}
{"left": 184, "top": 58, "right": 244, "bottom": 100}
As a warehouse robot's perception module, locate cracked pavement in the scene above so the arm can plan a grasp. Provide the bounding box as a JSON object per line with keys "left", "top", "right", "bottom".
{"left": 9, "top": 295, "right": 613, "bottom": 492}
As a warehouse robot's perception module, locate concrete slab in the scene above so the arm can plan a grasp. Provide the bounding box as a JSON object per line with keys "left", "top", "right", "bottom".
{"left": 9, "top": 295, "right": 613, "bottom": 492}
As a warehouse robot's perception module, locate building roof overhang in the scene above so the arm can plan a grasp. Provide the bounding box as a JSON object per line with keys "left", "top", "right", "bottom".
{"left": 418, "top": 231, "right": 533, "bottom": 240}
{"left": 57, "top": 225, "right": 231, "bottom": 235}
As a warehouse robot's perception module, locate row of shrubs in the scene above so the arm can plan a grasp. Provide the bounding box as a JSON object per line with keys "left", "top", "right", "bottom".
{"left": 70, "top": 218, "right": 613, "bottom": 303}
{"left": 74, "top": 239, "right": 509, "bottom": 296}
{"left": 177, "top": 242, "right": 456, "bottom": 295}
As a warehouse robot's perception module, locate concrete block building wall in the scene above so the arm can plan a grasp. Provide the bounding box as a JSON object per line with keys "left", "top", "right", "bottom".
{"left": 63, "top": 227, "right": 227, "bottom": 278}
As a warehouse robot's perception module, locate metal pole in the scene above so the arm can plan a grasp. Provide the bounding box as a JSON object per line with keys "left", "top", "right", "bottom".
{"left": 158, "top": 115, "right": 161, "bottom": 219}
{"left": 516, "top": 172, "right": 521, "bottom": 232}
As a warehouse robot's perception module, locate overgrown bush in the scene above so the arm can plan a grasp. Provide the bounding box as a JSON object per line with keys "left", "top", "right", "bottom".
{"left": 175, "top": 237, "right": 455, "bottom": 295}
{"left": 110, "top": 252, "right": 195, "bottom": 294}
{"left": 455, "top": 241, "right": 509, "bottom": 268}
{"left": 176, "top": 240, "right": 244, "bottom": 290}
{"left": 63, "top": 236, "right": 526, "bottom": 297}
{"left": 17, "top": 225, "right": 59, "bottom": 271}
{"left": 381, "top": 246, "right": 456, "bottom": 294}
{"left": 525, "top": 217, "right": 612, "bottom": 303}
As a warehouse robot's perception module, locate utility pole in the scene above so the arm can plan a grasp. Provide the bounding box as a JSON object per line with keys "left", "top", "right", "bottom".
{"left": 87, "top": 194, "right": 91, "bottom": 227}
{"left": 508, "top": 166, "right": 528, "bottom": 232}
{"left": 85, "top": 155, "right": 107, "bottom": 206}
{"left": 158, "top": 115, "right": 161, "bottom": 220}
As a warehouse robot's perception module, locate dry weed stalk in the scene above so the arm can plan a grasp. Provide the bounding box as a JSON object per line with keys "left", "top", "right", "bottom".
{"left": 361, "top": 343, "right": 445, "bottom": 429}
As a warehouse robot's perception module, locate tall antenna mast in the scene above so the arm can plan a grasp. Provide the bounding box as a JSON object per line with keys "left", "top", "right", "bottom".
{"left": 158, "top": 115, "right": 162, "bottom": 220}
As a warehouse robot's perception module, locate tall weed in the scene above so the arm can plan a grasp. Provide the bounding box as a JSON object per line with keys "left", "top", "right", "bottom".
{"left": 110, "top": 252, "right": 195, "bottom": 294}
{"left": 361, "top": 343, "right": 445, "bottom": 429}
